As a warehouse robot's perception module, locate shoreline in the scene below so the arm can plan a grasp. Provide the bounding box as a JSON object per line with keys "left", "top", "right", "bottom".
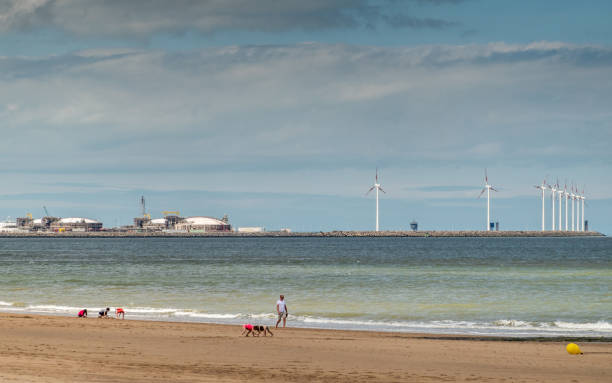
{"left": 2, "top": 307, "right": 611, "bottom": 339}
{"left": 1, "top": 313, "right": 610, "bottom": 382}
{"left": 0, "top": 230, "right": 605, "bottom": 238}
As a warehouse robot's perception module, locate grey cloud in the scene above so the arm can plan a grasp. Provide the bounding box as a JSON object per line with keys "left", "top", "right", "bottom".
{"left": 0, "top": 0, "right": 459, "bottom": 36}
{"left": 0, "top": 51, "right": 134, "bottom": 80}
{"left": 382, "top": 14, "right": 458, "bottom": 29}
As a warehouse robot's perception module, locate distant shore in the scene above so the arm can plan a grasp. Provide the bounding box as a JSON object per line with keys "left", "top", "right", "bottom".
{"left": 0, "top": 313, "right": 610, "bottom": 382}
{"left": 0, "top": 230, "right": 605, "bottom": 238}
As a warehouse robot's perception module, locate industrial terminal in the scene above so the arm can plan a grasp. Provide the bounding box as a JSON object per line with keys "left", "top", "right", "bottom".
{"left": 0, "top": 197, "right": 232, "bottom": 234}
{"left": 0, "top": 213, "right": 232, "bottom": 234}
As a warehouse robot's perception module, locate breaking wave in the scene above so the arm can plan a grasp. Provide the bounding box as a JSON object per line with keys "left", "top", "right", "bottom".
{"left": 0, "top": 301, "right": 609, "bottom": 337}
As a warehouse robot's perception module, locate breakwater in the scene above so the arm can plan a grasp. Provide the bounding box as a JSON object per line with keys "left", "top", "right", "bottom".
{"left": 0, "top": 230, "right": 604, "bottom": 238}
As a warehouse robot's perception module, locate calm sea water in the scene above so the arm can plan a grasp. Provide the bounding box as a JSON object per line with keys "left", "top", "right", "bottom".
{"left": 1, "top": 237, "right": 610, "bottom": 336}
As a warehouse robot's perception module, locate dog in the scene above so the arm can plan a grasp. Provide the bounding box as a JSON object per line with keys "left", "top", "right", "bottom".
{"left": 253, "top": 325, "right": 274, "bottom": 337}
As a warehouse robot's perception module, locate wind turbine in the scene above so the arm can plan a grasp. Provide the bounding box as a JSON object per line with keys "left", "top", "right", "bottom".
{"left": 580, "top": 186, "right": 586, "bottom": 232}
{"left": 570, "top": 182, "right": 576, "bottom": 231}
{"left": 549, "top": 181, "right": 557, "bottom": 231}
{"left": 574, "top": 185, "right": 580, "bottom": 231}
{"left": 574, "top": 184, "right": 582, "bottom": 232}
{"left": 557, "top": 180, "right": 562, "bottom": 231}
{"left": 478, "top": 169, "right": 498, "bottom": 231}
{"left": 366, "top": 168, "right": 386, "bottom": 232}
{"left": 564, "top": 183, "right": 569, "bottom": 231}
{"left": 534, "top": 179, "right": 547, "bottom": 231}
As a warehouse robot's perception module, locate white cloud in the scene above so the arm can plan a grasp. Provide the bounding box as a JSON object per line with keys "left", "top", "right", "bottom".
{"left": 0, "top": 42, "right": 610, "bottom": 201}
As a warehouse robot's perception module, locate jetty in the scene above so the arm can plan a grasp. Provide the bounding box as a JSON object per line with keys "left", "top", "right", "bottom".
{"left": 0, "top": 230, "right": 605, "bottom": 238}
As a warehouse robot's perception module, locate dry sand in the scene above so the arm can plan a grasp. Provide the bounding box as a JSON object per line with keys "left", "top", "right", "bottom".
{"left": 0, "top": 313, "right": 610, "bottom": 382}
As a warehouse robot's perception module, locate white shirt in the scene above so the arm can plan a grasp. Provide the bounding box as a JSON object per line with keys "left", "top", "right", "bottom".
{"left": 276, "top": 299, "right": 286, "bottom": 313}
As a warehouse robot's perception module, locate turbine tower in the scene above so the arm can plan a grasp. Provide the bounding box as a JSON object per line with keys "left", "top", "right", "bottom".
{"left": 535, "top": 179, "right": 547, "bottom": 231}
{"left": 478, "top": 169, "right": 498, "bottom": 231}
{"left": 549, "top": 181, "right": 557, "bottom": 231}
{"left": 366, "top": 168, "right": 386, "bottom": 232}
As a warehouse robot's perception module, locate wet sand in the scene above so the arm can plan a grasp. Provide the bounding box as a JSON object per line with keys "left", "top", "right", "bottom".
{"left": 0, "top": 313, "right": 610, "bottom": 382}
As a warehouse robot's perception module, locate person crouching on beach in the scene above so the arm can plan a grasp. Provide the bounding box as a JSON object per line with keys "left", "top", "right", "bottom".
{"left": 115, "top": 307, "right": 125, "bottom": 319}
{"left": 98, "top": 307, "right": 110, "bottom": 318}
{"left": 253, "top": 325, "right": 273, "bottom": 337}
{"left": 78, "top": 309, "right": 87, "bottom": 318}
{"left": 241, "top": 324, "right": 254, "bottom": 336}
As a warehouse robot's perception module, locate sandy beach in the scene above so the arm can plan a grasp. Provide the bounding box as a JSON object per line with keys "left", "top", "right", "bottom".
{"left": 0, "top": 314, "right": 610, "bottom": 382}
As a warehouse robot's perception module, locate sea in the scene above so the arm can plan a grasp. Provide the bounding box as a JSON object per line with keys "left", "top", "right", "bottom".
{"left": 1, "top": 237, "right": 610, "bottom": 337}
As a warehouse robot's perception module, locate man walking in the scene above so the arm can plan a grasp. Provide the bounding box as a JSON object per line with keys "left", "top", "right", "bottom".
{"left": 275, "top": 294, "right": 288, "bottom": 328}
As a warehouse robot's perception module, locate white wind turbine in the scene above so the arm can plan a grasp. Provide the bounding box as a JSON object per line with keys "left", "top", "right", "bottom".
{"left": 580, "top": 186, "right": 586, "bottom": 232}
{"left": 478, "top": 169, "right": 498, "bottom": 231}
{"left": 563, "top": 183, "right": 569, "bottom": 231}
{"left": 534, "top": 178, "right": 547, "bottom": 231}
{"left": 366, "top": 168, "right": 386, "bottom": 232}
{"left": 549, "top": 180, "right": 558, "bottom": 231}
{"left": 574, "top": 184, "right": 582, "bottom": 232}
{"left": 569, "top": 182, "right": 576, "bottom": 231}
{"left": 557, "top": 180, "right": 562, "bottom": 231}
{"left": 574, "top": 185, "right": 580, "bottom": 231}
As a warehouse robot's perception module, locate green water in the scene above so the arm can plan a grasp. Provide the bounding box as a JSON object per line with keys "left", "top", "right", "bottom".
{"left": 1, "top": 237, "right": 610, "bottom": 336}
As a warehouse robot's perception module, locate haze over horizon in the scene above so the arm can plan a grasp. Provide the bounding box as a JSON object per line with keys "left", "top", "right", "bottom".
{"left": 1, "top": 0, "right": 611, "bottom": 234}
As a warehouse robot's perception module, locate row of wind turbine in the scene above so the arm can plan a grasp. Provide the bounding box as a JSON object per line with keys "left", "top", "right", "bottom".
{"left": 365, "top": 169, "right": 588, "bottom": 233}
{"left": 535, "top": 179, "right": 586, "bottom": 232}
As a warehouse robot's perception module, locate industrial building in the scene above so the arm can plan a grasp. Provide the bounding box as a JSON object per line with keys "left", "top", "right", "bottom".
{"left": 174, "top": 216, "right": 231, "bottom": 232}
{"left": 0, "top": 221, "right": 18, "bottom": 232}
{"left": 15, "top": 216, "right": 103, "bottom": 232}
{"left": 131, "top": 196, "right": 231, "bottom": 233}
{"left": 132, "top": 214, "right": 231, "bottom": 233}
{"left": 237, "top": 227, "right": 265, "bottom": 233}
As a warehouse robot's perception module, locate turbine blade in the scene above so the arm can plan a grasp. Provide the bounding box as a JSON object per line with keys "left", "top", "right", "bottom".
{"left": 365, "top": 186, "right": 375, "bottom": 196}
{"left": 478, "top": 188, "right": 486, "bottom": 198}
{"left": 379, "top": 187, "right": 386, "bottom": 194}
{"left": 485, "top": 168, "right": 488, "bottom": 183}
{"left": 491, "top": 187, "right": 498, "bottom": 192}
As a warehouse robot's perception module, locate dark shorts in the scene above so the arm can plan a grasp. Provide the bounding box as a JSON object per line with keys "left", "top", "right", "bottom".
{"left": 278, "top": 312, "right": 287, "bottom": 320}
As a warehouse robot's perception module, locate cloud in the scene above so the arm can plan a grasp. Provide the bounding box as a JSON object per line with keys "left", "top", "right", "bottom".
{"left": 382, "top": 14, "right": 459, "bottom": 29}
{"left": 0, "top": 0, "right": 460, "bottom": 37}
{"left": 1, "top": 42, "right": 611, "bottom": 203}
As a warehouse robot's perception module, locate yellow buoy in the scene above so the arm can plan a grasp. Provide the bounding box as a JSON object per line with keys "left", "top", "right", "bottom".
{"left": 566, "top": 343, "right": 582, "bottom": 355}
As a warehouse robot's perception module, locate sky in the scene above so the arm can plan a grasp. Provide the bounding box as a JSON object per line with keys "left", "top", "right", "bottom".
{"left": 1, "top": 0, "right": 611, "bottom": 233}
